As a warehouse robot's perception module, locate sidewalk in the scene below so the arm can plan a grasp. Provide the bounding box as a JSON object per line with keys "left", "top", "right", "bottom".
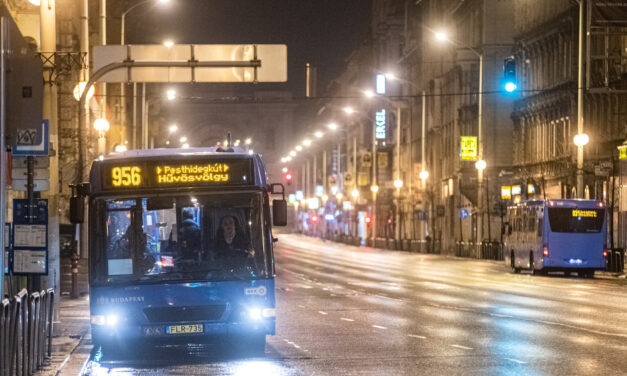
{"left": 35, "top": 294, "right": 92, "bottom": 376}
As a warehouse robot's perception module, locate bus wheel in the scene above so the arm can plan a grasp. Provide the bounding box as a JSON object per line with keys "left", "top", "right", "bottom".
{"left": 529, "top": 252, "right": 535, "bottom": 273}
{"left": 511, "top": 252, "right": 521, "bottom": 273}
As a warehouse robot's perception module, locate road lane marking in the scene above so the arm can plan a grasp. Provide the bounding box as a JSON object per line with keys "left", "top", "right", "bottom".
{"left": 450, "top": 344, "right": 473, "bottom": 350}
{"left": 318, "top": 311, "right": 328, "bottom": 315}
{"left": 372, "top": 325, "right": 388, "bottom": 330}
{"left": 341, "top": 318, "right": 354, "bottom": 322}
{"left": 504, "top": 358, "right": 527, "bottom": 364}
{"left": 408, "top": 334, "right": 426, "bottom": 339}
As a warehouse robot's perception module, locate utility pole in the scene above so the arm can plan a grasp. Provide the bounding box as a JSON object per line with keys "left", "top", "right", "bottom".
{"left": 41, "top": 0, "right": 60, "bottom": 310}
{"left": 100, "top": 0, "right": 108, "bottom": 143}
{"left": 576, "top": 0, "right": 586, "bottom": 198}
{"left": 79, "top": 0, "right": 89, "bottom": 259}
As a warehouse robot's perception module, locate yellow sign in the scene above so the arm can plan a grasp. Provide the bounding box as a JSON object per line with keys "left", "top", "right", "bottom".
{"left": 111, "top": 166, "right": 142, "bottom": 187}
{"left": 501, "top": 186, "right": 511, "bottom": 199}
{"left": 572, "top": 210, "right": 597, "bottom": 218}
{"left": 460, "top": 136, "right": 477, "bottom": 160}
{"left": 156, "top": 163, "right": 230, "bottom": 184}
{"left": 619, "top": 145, "right": 627, "bottom": 160}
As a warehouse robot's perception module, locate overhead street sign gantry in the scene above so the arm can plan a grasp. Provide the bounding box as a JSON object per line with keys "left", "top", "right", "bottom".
{"left": 92, "top": 44, "right": 287, "bottom": 83}
{"left": 78, "top": 44, "right": 287, "bottom": 182}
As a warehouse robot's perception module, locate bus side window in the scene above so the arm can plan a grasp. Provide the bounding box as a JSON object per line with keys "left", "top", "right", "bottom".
{"left": 537, "top": 218, "right": 543, "bottom": 237}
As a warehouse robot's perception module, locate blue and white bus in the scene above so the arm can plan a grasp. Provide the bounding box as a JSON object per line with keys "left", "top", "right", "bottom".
{"left": 70, "top": 148, "right": 286, "bottom": 352}
{"left": 503, "top": 199, "right": 607, "bottom": 278}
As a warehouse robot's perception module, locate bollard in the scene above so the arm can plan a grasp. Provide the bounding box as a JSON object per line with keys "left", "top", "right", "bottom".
{"left": 16, "top": 289, "right": 27, "bottom": 376}
{"left": 46, "top": 289, "right": 55, "bottom": 357}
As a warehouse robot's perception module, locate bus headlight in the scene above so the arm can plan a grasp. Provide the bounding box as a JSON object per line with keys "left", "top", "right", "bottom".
{"left": 262, "top": 308, "right": 275, "bottom": 318}
{"left": 248, "top": 308, "right": 262, "bottom": 321}
{"left": 106, "top": 314, "right": 119, "bottom": 326}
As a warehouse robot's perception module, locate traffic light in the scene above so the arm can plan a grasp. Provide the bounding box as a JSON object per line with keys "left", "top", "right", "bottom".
{"left": 311, "top": 215, "right": 318, "bottom": 223}
{"left": 503, "top": 56, "right": 517, "bottom": 92}
{"left": 365, "top": 215, "right": 372, "bottom": 225}
{"left": 284, "top": 172, "right": 293, "bottom": 185}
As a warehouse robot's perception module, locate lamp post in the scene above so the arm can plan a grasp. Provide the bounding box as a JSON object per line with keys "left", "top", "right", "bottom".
{"left": 436, "top": 30, "right": 484, "bottom": 253}
{"left": 121, "top": 0, "right": 171, "bottom": 149}
{"left": 370, "top": 184, "right": 379, "bottom": 246}
{"left": 576, "top": 0, "right": 586, "bottom": 198}
{"left": 574, "top": 133, "right": 589, "bottom": 197}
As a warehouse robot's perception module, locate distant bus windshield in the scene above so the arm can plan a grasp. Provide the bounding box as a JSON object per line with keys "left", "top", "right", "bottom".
{"left": 548, "top": 208, "right": 604, "bottom": 233}
{"left": 93, "top": 192, "right": 269, "bottom": 284}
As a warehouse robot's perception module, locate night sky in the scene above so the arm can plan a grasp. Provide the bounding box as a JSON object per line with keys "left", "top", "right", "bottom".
{"left": 125, "top": 0, "right": 373, "bottom": 95}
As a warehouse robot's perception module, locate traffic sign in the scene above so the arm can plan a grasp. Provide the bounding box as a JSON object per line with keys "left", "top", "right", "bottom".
{"left": 619, "top": 144, "right": 627, "bottom": 160}
{"left": 94, "top": 44, "right": 287, "bottom": 83}
{"left": 460, "top": 136, "right": 477, "bottom": 160}
{"left": 12, "top": 199, "right": 48, "bottom": 275}
{"left": 11, "top": 179, "right": 50, "bottom": 192}
{"left": 12, "top": 120, "right": 49, "bottom": 156}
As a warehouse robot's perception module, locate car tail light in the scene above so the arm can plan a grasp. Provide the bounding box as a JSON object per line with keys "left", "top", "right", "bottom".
{"left": 543, "top": 246, "right": 549, "bottom": 257}
{"left": 603, "top": 251, "right": 608, "bottom": 257}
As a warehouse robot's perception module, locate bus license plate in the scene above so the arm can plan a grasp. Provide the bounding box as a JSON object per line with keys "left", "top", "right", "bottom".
{"left": 166, "top": 324, "right": 203, "bottom": 335}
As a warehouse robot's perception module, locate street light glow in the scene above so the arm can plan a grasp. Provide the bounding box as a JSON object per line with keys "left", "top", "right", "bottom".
{"left": 336, "top": 193, "right": 343, "bottom": 200}
{"left": 351, "top": 189, "right": 359, "bottom": 198}
{"left": 245, "top": 138, "right": 252, "bottom": 145}
{"left": 393, "top": 179, "right": 403, "bottom": 188}
{"left": 167, "top": 89, "right": 176, "bottom": 100}
{"left": 303, "top": 139, "right": 312, "bottom": 147}
{"left": 328, "top": 123, "right": 338, "bottom": 130}
{"left": 385, "top": 72, "right": 396, "bottom": 80}
{"left": 363, "top": 90, "right": 375, "bottom": 98}
{"left": 435, "top": 31, "right": 449, "bottom": 42}
{"left": 93, "top": 118, "right": 110, "bottom": 133}
{"left": 73, "top": 82, "right": 94, "bottom": 102}
{"left": 419, "top": 170, "right": 429, "bottom": 180}
{"left": 282, "top": 167, "right": 288, "bottom": 173}
{"left": 286, "top": 156, "right": 292, "bottom": 161}
{"left": 295, "top": 145, "right": 303, "bottom": 151}
{"left": 168, "top": 124, "right": 178, "bottom": 133}
{"left": 343, "top": 107, "right": 354, "bottom": 114}
{"left": 163, "top": 40, "right": 174, "bottom": 48}
{"left": 475, "top": 159, "right": 487, "bottom": 171}
{"left": 28, "top": 0, "right": 40, "bottom": 5}
{"left": 574, "top": 133, "right": 589, "bottom": 146}
{"left": 114, "top": 145, "right": 128, "bottom": 153}
{"left": 179, "top": 136, "right": 187, "bottom": 143}
{"left": 290, "top": 151, "right": 296, "bottom": 157}
{"left": 315, "top": 131, "right": 324, "bottom": 138}
{"left": 370, "top": 185, "right": 379, "bottom": 193}
{"left": 182, "top": 143, "right": 189, "bottom": 149}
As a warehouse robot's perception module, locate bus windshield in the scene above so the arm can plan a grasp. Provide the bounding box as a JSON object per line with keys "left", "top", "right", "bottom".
{"left": 547, "top": 207, "right": 605, "bottom": 233}
{"left": 92, "top": 192, "right": 269, "bottom": 285}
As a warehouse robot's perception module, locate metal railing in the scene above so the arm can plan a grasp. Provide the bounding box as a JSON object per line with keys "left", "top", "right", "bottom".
{"left": 455, "top": 241, "right": 504, "bottom": 260}
{"left": 0, "top": 288, "right": 55, "bottom": 376}
{"left": 606, "top": 248, "right": 625, "bottom": 273}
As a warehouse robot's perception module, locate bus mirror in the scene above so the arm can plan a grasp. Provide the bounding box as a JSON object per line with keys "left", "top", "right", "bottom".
{"left": 272, "top": 199, "right": 287, "bottom": 226}
{"left": 69, "top": 196, "right": 85, "bottom": 224}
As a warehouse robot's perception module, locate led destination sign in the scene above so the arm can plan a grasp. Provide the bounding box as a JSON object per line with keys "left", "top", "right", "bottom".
{"left": 572, "top": 209, "right": 597, "bottom": 218}
{"left": 156, "top": 163, "right": 230, "bottom": 184}
{"left": 102, "top": 159, "right": 252, "bottom": 189}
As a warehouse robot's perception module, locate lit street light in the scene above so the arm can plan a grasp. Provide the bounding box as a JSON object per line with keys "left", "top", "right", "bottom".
{"left": 163, "top": 40, "right": 174, "bottom": 48}
{"left": 363, "top": 90, "right": 375, "bottom": 98}
{"left": 296, "top": 145, "right": 303, "bottom": 151}
{"left": 419, "top": 170, "right": 429, "bottom": 180}
{"left": 303, "top": 139, "right": 312, "bottom": 147}
{"left": 168, "top": 124, "right": 178, "bottom": 133}
{"left": 167, "top": 89, "right": 177, "bottom": 100}
{"left": 94, "top": 118, "right": 110, "bottom": 155}
{"left": 393, "top": 180, "right": 403, "bottom": 189}
{"left": 328, "top": 122, "right": 338, "bottom": 131}
{"left": 370, "top": 185, "right": 379, "bottom": 193}
{"left": 475, "top": 159, "right": 487, "bottom": 171}
{"left": 182, "top": 143, "right": 189, "bottom": 149}
{"left": 343, "top": 107, "right": 354, "bottom": 114}
{"left": 180, "top": 136, "right": 187, "bottom": 143}
{"left": 245, "top": 138, "right": 252, "bottom": 145}
{"left": 351, "top": 189, "right": 359, "bottom": 198}
{"left": 315, "top": 131, "right": 324, "bottom": 138}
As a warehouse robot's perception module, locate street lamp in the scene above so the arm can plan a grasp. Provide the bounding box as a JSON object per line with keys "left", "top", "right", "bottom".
{"left": 436, "top": 29, "right": 485, "bottom": 250}
{"left": 295, "top": 145, "right": 303, "bottom": 151}
{"left": 343, "top": 107, "right": 354, "bottom": 114}
{"left": 168, "top": 124, "right": 178, "bottom": 133}
{"left": 167, "top": 89, "right": 177, "bottom": 100}
{"left": 179, "top": 136, "right": 187, "bottom": 143}
{"left": 419, "top": 170, "right": 429, "bottom": 181}
{"left": 163, "top": 40, "right": 174, "bottom": 48}
{"left": 393, "top": 180, "right": 403, "bottom": 189}
{"left": 315, "top": 131, "right": 324, "bottom": 138}
{"left": 94, "top": 118, "right": 110, "bottom": 155}
{"left": 73, "top": 82, "right": 94, "bottom": 102}
{"left": 303, "top": 139, "right": 312, "bottom": 147}
{"left": 351, "top": 189, "right": 359, "bottom": 198}
{"left": 363, "top": 90, "right": 375, "bottom": 98}
{"left": 328, "top": 122, "right": 338, "bottom": 131}
{"left": 574, "top": 133, "right": 589, "bottom": 197}
{"left": 475, "top": 159, "right": 487, "bottom": 171}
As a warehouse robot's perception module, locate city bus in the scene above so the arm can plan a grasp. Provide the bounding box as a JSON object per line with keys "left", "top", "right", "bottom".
{"left": 69, "top": 147, "right": 287, "bottom": 352}
{"left": 503, "top": 199, "right": 607, "bottom": 278}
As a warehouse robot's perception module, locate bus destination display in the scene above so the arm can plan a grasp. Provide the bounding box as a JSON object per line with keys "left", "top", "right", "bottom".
{"left": 102, "top": 159, "right": 252, "bottom": 189}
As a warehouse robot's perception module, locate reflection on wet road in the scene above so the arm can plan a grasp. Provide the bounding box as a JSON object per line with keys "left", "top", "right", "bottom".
{"left": 82, "top": 234, "right": 627, "bottom": 375}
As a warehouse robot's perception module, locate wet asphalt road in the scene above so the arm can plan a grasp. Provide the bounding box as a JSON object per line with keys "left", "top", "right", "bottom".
{"left": 83, "top": 234, "right": 627, "bottom": 375}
